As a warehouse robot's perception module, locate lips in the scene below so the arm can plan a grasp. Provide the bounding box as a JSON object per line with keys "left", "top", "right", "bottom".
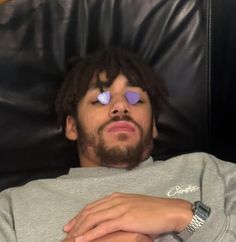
{"left": 106, "top": 121, "right": 136, "bottom": 133}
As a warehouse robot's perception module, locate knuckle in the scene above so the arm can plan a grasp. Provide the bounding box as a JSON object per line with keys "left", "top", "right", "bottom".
{"left": 83, "top": 203, "right": 92, "bottom": 211}
{"left": 81, "top": 206, "right": 92, "bottom": 216}
{"left": 83, "top": 204, "right": 90, "bottom": 210}
{"left": 86, "top": 213, "right": 96, "bottom": 223}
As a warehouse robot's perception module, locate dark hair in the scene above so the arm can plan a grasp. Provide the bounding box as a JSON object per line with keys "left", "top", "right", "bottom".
{"left": 55, "top": 47, "right": 165, "bottom": 128}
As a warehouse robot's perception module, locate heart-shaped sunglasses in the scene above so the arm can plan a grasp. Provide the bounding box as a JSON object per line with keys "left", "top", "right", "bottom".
{"left": 97, "top": 91, "right": 140, "bottom": 105}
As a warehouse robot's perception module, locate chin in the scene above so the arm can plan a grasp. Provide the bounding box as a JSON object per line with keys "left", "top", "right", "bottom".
{"left": 107, "top": 142, "right": 137, "bottom": 150}
{"left": 107, "top": 134, "right": 139, "bottom": 144}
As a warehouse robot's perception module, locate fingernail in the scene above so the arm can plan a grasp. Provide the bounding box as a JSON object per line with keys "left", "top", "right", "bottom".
{"left": 63, "top": 224, "right": 70, "bottom": 232}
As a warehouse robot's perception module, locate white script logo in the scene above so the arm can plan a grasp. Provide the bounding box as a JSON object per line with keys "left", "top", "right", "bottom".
{"left": 167, "top": 185, "right": 199, "bottom": 197}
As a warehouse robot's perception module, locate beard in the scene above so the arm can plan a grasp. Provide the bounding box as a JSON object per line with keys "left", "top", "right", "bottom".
{"left": 76, "top": 115, "right": 153, "bottom": 169}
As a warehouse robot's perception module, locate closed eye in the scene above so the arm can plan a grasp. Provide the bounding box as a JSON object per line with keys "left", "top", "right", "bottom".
{"left": 91, "top": 100, "right": 101, "bottom": 105}
{"left": 137, "top": 99, "right": 144, "bottom": 103}
{"left": 132, "top": 99, "right": 144, "bottom": 105}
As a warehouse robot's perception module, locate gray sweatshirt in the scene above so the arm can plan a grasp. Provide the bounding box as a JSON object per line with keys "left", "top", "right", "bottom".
{"left": 0, "top": 152, "right": 235, "bottom": 242}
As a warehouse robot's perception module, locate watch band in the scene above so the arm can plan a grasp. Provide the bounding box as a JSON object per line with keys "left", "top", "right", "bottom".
{"left": 186, "top": 201, "right": 211, "bottom": 234}
{"left": 178, "top": 201, "right": 211, "bottom": 240}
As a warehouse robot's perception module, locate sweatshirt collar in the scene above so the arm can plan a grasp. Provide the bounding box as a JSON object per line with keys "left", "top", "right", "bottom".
{"left": 67, "top": 156, "right": 154, "bottom": 178}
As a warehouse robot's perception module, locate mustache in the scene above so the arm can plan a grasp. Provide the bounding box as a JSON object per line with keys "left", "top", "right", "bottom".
{"left": 98, "top": 115, "right": 142, "bottom": 134}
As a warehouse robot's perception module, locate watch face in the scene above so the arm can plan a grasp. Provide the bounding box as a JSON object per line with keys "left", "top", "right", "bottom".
{"left": 200, "top": 204, "right": 210, "bottom": 213}
{"left": 194, "top": 201, "right": 211, "bottom": 220}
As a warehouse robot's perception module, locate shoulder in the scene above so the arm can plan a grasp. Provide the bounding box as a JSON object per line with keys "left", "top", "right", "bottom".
{"left": 166, "top": 152, "right": 234, "bottom": 164}
{"left": 159, "top": 152, "right": 236, "bottom": 172}
{"left": 0, "top": 177, "right": 59, "bottom": 202}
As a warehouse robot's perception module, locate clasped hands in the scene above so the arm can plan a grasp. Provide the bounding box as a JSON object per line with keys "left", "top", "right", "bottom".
{"left": 62, "top": 193, "right": 192, "bottom": 242}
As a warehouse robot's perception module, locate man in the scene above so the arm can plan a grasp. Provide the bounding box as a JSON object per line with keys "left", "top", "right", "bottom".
{"left": 0, "top": 48, "right": 235, "bottom": 242}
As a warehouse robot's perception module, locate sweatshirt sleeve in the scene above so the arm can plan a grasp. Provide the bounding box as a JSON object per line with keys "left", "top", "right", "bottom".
{"left": 219, "top": 159, "right": 236, "bottom": 241}
{"left": 180, "top": 153, "right": 236, "bottom": 241}
{"left": 0, "top": 189, "right": 17, "bottom": 242}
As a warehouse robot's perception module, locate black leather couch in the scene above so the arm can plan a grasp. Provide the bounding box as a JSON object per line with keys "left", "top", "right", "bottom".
{"left": 0, "top": 0, "right": 235, "bottom": 191}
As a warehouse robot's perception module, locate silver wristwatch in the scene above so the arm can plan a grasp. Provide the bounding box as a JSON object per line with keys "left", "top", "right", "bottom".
{"left": 179, "top": 201, "right": 211, "bottom": 239}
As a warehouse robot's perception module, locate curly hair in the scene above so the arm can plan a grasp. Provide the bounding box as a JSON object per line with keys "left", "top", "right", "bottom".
{"left": 55, "top": 47, "right": 165, "bottom": 128}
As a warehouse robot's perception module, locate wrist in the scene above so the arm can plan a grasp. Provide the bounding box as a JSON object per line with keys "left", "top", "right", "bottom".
{"left": 178, "top": 201, "right": 211, "bottom": 240}
{"left": 174, "top": 200, "right": 193, "bottom": 233}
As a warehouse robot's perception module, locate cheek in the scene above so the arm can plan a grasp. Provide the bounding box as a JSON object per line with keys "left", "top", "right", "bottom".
{"left": 134, "top": 107, "right": 152, "bottom": 125}
{"left": 139, "top": 119, "right": 152, "bottom": 132}
{"left": 135, "top": 116, "right": 153, "bottom": 136}
{"left": 78, "top": 109, "right": 107, "bottom": 133}
{"left": 80, "top": 115, "right": 96, "bottom": 131}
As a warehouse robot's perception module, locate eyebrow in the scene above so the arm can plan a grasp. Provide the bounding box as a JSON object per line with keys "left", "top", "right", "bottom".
{"left": 90, "top": 80, "right": 143, "bottom": 89}
{"left": 88, "top": 78, "right": 146, "bottom": 97}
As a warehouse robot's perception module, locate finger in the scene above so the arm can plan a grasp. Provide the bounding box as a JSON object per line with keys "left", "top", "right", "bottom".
{"left": 68, "top": 205, "right": 126, "bottom": 237}
{"left": 65, "top": 203, "right": 117, "bottom": 235}
{"left": 64, "top": 215, "right": 80, "bottom": 232}
{"left": 64, "top": 194, "right": 118, "bottom": 231}
{"left": 83, "top": 193, "right": 125, "bottom": 210}
{"left": 64, "top": 193, "right": 128, "bottom": 234}
{"left": 65, "top": 194, "right": 127, "bottom": 233}
{"left": 64, "top": 197, "right": 111, "bottom": 233}
{"left": 74, "top": 220, "right": 121, "bottom": 242}
{"left": 64, "top": 201, "right": 113, "bottom": 234}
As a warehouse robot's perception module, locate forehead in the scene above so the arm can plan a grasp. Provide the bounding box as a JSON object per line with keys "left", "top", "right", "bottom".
{"left": 89, "top": 71, "right": 110, "bottom": 87}
{"left": 88, "top": 71, "right": 143, "bottom": 91}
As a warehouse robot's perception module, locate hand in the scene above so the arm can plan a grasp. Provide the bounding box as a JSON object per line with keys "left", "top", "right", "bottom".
{"left": 63, "top": 192, "right": 192, "bottom": 242}
{"left": 62, "top": 231, "right": 154, "bottom": 242}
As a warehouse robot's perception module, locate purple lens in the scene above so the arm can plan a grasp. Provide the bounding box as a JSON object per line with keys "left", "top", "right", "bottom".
{"left": 97, "top": 91, "right": 111, "bottom": 105}
{"left": 125, "top": 91, "right": 140, "bottom": 104}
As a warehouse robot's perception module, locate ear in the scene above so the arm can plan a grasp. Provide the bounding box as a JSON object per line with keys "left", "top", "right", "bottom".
{"left": 152, "top": 119, "right": 158, "bottom": 139}
{"left": 65, "top": 115, "right": 78, "bottom": 140}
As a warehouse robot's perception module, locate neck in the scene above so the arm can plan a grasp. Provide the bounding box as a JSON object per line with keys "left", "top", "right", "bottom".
{"left": 79, "top": 148, "right": 100, "bottom": 167}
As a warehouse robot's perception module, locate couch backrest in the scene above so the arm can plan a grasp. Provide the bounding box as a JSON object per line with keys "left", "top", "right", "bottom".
{"left": 0, "top": 0, "right": 235, "bottom": 191}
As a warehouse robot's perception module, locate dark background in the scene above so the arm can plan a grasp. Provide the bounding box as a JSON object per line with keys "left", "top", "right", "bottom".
{"left": 0, "top": 0, "right": 235, "bottom": 191}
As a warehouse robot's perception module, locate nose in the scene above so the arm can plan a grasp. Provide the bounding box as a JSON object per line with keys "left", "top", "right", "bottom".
{"left": 109, "top": 96, "right": 130, "bottom": 118}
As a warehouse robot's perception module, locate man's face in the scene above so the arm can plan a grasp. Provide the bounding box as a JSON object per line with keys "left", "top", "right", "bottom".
{"left": 66, "top": 73, "right": 158, "bottom": 169}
